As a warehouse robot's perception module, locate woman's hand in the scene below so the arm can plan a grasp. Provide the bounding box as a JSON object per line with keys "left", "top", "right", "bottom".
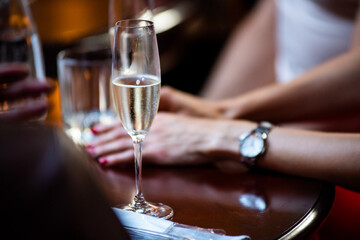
{"left": 159, "top": 86, "right": 224, "bottom": 118}
{"left": 86, "top": 112, "right": 255, "bottom": 167}
{"left": 0, "top": 63, "right": 54, "bottom": 122}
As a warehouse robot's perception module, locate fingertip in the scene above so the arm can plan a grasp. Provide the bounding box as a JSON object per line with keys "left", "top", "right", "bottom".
{"left": 98, "top": 157, "right": 108, "bottom": 165}
{"left": 85, "top": 143, "right": 94, "bottom": 148}
{"left": 91, "top": 126, "right": 99, "bottom": 135}
{"left": 99, "top": 156, "right": 121, "bottom": 167}
{"left": 91, "top": 121, "right": 118, "bottom": 134}
{"left": 102, "top": 151, "right": 133, "bottom": 167}
{"left": 86, "top": 146, "right": 96, "bottom": 156}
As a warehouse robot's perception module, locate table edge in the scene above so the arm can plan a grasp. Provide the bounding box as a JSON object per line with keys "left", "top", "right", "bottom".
{"left": 276, "top": 182, "right": 335, "bottom": 240}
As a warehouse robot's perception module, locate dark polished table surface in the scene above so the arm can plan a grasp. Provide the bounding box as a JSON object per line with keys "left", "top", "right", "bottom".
{"left": 0, "top": 122, "right": 335, "bottom": 240}
{"left": 87, "top": 160, "right": 334, "bottom": 240}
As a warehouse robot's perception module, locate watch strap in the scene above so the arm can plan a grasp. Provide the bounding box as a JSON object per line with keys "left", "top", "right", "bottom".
{"left": 256, "top": 121, "right": 272, "bottom": 135}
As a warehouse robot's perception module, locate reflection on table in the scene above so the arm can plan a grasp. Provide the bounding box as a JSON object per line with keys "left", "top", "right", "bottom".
{"left": 88, "top": 161, "right": 334, "bottom": 240}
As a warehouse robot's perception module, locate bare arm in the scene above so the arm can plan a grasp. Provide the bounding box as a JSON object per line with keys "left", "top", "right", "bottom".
{"left": 159, "top": 5, "right": 360, "bottom": 131}
{"left": 160, "top": 46, "right": 360, "bottom": 131}
{"left": 213, "top": 119, "right": 360, "bottom": 192}
{"left": 220, "top": 47, "right": 360, "bottom": 124}
{"left": 200, "top": 0, "right": 276, "bottom": 99}
{"left": 261, "top": 126, "right": 360, "bottom": 193}
{"left": 219, "top": 4, "right": 360, "bottom": 126}
{"left": 88, "top": 113, "right": 360, "bottom": 192}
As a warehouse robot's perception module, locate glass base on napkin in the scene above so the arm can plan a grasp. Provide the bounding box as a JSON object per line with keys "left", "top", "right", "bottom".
{"left": 113, "top": 208, "right": 251, "bottom": 240}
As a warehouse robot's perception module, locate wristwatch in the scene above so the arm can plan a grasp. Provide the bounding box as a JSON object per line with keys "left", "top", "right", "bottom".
{"left": 239, "top": 121, "right": 273, "bottom": 168}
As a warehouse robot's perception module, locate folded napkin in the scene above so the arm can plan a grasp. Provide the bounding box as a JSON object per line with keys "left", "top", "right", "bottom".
{"left": 113, "top": 208, "right": 251, "bottom": 240}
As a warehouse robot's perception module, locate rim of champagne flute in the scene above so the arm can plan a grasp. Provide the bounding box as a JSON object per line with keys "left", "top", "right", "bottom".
{"left": 115, "top": 19, "right": 154, "bottom": 29}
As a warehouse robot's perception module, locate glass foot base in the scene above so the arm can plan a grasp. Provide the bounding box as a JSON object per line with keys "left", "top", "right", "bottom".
{"left": 117, "top": 200, "right": 174, "bottom": 220}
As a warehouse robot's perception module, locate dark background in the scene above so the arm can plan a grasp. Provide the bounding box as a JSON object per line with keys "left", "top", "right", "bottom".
{"left": 30, "top": 0, "right": 257, "bottom": 95}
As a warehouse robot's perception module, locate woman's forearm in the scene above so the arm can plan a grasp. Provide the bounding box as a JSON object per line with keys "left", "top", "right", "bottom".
{"left": 218, "top": 121, "right": 360, "bottom": 192}
{"left": 200, "top": 0, "right": 276, "bottom": 100}
{"left": 220, "top": 48, "right": 360, "bottom": 123}
{"left": 261, "top": 127, "right": 360, "bottom": 192}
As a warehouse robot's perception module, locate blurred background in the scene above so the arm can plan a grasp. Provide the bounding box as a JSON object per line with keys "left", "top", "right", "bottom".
{"left": 30, "top": 0, "right": 257, "bottom": 95}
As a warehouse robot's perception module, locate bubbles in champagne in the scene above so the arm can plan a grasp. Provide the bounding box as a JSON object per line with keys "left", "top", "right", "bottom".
{"left": 112, "top": 74, "right": 160, "bottom": 140}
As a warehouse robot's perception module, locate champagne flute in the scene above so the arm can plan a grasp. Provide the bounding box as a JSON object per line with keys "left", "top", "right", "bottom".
{"left": 111, "top": 19, "right": 173, "bottom": 219}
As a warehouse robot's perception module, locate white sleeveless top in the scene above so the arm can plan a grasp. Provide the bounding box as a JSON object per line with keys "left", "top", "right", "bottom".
{"left": 275, "top": 0, "right": 358, "bottom": 83}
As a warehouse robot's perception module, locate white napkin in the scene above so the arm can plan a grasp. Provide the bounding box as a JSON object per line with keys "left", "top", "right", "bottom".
{"left": 113, "top": 208, "right": 251, "bottom": 240}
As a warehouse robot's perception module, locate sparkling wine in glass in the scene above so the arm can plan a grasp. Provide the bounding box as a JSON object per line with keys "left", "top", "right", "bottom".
{"left": 111, "top": 19, "right": 173, "bottom": 219}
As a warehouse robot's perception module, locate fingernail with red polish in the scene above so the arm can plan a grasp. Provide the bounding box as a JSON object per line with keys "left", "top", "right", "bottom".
{"left": 86, "top": 147, "right": 95, "bottom": 155}
{"left": 91, "top": 127, "right": 99, "bottom": 134}
{"left": 85, "top": 143, "right": 94, "bottom": 149}
{"left": 98, "top": 157, "right": 108, "bottom": 165}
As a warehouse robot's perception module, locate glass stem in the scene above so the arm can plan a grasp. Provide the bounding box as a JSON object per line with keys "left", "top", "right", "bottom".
{"left": 133, "top": 138, "right": 145, "bottom": 206}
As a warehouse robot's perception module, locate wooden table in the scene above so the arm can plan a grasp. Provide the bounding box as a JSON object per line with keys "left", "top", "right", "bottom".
{"left": 88, "top": 161, "right": 334, "bottom": 240}
{"left": 44, "top": 85, "right": 334, "bottom": 239}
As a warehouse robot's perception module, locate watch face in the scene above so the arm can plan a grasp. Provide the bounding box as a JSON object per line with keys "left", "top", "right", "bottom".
{"left": 240, "top": 135, "right": 264, "bottom": 158}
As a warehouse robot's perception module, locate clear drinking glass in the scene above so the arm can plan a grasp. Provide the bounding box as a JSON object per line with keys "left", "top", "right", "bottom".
{"left": 57, "top": 47, "right": 116, "bottom": 145}
{"left": 112, "top": 19, "right": 173, "bottom": 219}
{"left": 0, "top": 0, "right": 46, "bottom": 117}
